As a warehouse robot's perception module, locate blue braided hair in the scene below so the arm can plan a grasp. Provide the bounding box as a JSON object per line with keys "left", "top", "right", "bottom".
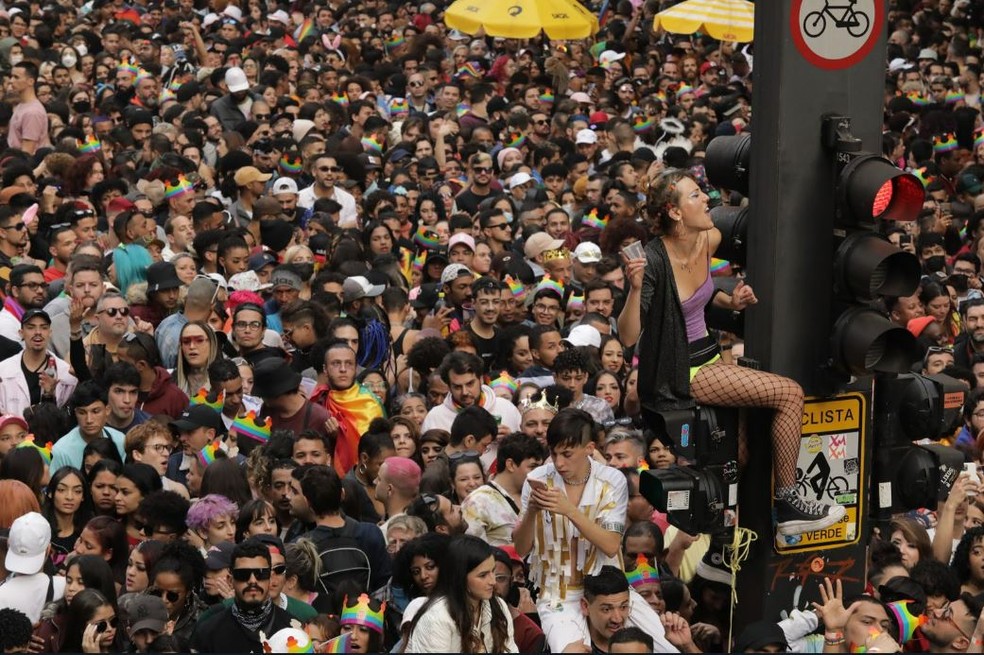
{"left": 359, "top": 318, "right": 391, "bottom": 371}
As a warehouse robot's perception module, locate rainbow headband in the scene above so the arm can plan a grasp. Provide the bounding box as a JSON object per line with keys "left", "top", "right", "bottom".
{"left": 361, "top": 136, "right": 384, "bottom": 153}
{"left": 164, "top": 175, "right": 195, "bottom": 199}
{"left": 974, "top": 128, "right": 984, "bottom": 151}
{"left": 535, "top": 274, "right": 564, "bottom": 299}
{"left": 77, "top": 135, "right": 102, "bottom": 153}
{"left": 413, "top": 226, "right": 440, "bottom": 250}
{"left": 134, "top": 69, "right": 153, "bottom": 85}
{"left": 625, "top": 553, "right": 660, "bottom": 589}
{"left": 233, "top": 411, "right": 272, "bottom": 444}
{"left": 385, "top": 34, "right": 405, "bottom": 51}
{"left": 490, "top": 371, "right": 518, "bottom": 395}
{"left": 389, "top": 97, "right": 410, "bottom": 118}
{"left": 16, "top": 435, "right": 51, "bottom": 465}
{"left": 280, "top": 155, "right": 303, "bottom": 175}
{"left": 933, "top": 133, "right": 958, "bottom": 154}
{"left": 191, "top": 387, "right": 224, "bottom": 411}
{"left": 582, "top": 207, "right": 609, "bottom": 230}
{"left": 504, "top": 274, "right": 525, "bottom": 299}
{"left": 886, "top": 600, "right": 927, "bottom": 645}
{"left": 539, "top": 91, "right": 554, "bottom": 105}
{"left": 196, "top": 440, "right": 222, "bottom": 469}
{"left": 340, "top": 594, "right": 385, "bottom": 635}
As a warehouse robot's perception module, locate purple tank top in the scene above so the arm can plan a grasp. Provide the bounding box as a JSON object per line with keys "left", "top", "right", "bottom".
{"left": 680, "top": 273, "right": 714, "bottom": 343}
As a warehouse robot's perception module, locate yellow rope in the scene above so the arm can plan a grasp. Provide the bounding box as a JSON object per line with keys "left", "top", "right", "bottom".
{"left": 728, "top": 527, "right": 758, "bottom": 607}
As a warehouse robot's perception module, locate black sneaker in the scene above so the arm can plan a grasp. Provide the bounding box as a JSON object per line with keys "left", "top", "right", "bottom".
{"left": 775, "top": 494, "right": 846, "bottom": 536}
{"left": 694, "top": 544, "right": 732, "bottom": 586}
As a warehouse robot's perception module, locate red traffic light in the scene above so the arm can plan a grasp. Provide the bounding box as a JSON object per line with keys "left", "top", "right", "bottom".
{"left": 839, "top": 155, "right": 924, "bottom": 223}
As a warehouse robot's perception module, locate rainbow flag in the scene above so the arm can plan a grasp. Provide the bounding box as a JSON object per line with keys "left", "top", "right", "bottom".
{"left": 191, "top": 387, "right": 224, "bottom": 411}
{"left": 582, "top": 207, "right": 609, "bottom": 230}
{"left": 16, "top": 435, "right": 51, "bottom": 465}
{"left": 412, "top": 249, "right": 427, "bottom": 272}
{"left": 886, "top": 600, "right": 927, "bottom": 645}
{"left": 946, "top": 91, "right": 965, "bottom": 105}
{"left": 539, "top": 91, "right": 554, "bottom": 105}
{"left": 361, "top": 136, "right": 383, "bottom": 153}
{"left": 632, "top": 114, "right": 654, "bottom": 133}
{"left": 389, "top": 97, "right": 410, "bottom": 119}
{"left": 933, "top": 132, "right": 958, "bottom": 154}
{"left": 77, "top": 136, "right": 101, "bottom": 153}
{"left": 455, "top": 62, "right": 482, "bottom": 79}
{"left": 455, "top": 102, "right": 470, "bottom": 117}
{"left": 326, "top": 385, "right": 385, "bottom": 477}
{"left": 975, "top": 128, "right": 984, "bottom": 151}
{"left": 196, "top": 440, "right": 221, "bottom": 469}
{"left": 323, "top": 633, "right": 351, "bottom": 654}
{"left": 413, "top": 226, "right": 440, "bottom": 250}
{"left": 294, "top": 18, "right": 315, "bottom": 43}
{"left": 506, "top": 132, "right": 526, "bottom": 149}
{"left": 330, "top": 92, "right": 349, "bottom": 107}
{"left": 637, "top": 457, "right": 649, "bottom": 472}
{"left": 504, "top": 274, "right": 524, "bottom": 299}
{"left": 233, "top": 411, "right": 272, "bottom": 444}
{"left": 164, "top": 174, "right": 195, "bottom": 199}
{"left": 280, "top": 154, "right": 303, "bottom": 174}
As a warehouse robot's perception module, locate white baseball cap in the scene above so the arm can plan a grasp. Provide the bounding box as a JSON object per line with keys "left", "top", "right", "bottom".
{"left": 268, "top": 9, "right": 290, "bottom": 25}
{"left": 576, "top": 129, "right": 598, "bottom": 145}
{"left": 225, "top": 66, "right": 249, "bottom": 93}
{"left": 565, "top": 324, "right": 602, "bottom": 349}
{"left": 573, "top": 242, "right": 602, "bottom": 264}
{"left": 509, "top": 172, "right": 534, "bottom": 190}
{"left": 343, "top": 276, "right": 386, "bottom": 302}
{"left": 440, "top": 263, "right": 474, "bottom": 285}
{"left": 598, "top": 50, "right": 625, "bottom": 68}
{"left": 448, "top": 232, "right": 475, "bottom": 252}
{"left": 229, "top": 270, "right": 271, "bottom": 292}
{"left": 272, "top": 177, "right": 298, "bottom": 195}
{"left": 6, "top": 512, "right": 50, "bottom": 575}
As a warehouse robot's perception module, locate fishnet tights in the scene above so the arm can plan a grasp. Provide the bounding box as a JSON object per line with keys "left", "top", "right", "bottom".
{"left": 690, "top": 361, "right": 803, "bottom": 489}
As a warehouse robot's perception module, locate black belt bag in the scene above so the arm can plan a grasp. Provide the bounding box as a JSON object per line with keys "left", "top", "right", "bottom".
{"left": 688, "top": 334, "right": 720, "bottom": 368}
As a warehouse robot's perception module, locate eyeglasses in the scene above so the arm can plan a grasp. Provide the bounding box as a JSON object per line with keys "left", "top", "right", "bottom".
{"left": 150, "top": 588, "right": 181, "bottom": 603}
{"left": 16, "top": 281, "right": 47, "bottom": 290}
{"left": 146, "top": 442, "right": 173, "bottom": 455}
{"left": 90, "top": 615, "right": 118, "bottom": 634}
{"left": 234, "top": 320, "right": 263, "bottom": 331}
{"left": 1, "top": 223, "right": 26, "bottom": 231}
{"left": 232, "top": 567, "right": 272, "bottom": 582}
{"left": 534, "top": 303, "right": 559, "bottom": 313}
{"left": 99, "top": 307, "right": 130, "bottom": 317}
{"left": 181, "top": 335, "right": 207, "bottom": 346}
{"left": 935, "top": 602, "right": 972, "bottom": 640}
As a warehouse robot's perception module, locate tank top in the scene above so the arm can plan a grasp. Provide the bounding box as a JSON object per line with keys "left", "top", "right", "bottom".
{"left": 680, "top": 273, "right": 714, "bottom": 343}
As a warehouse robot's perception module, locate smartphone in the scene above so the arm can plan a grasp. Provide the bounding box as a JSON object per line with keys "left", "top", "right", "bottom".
{"left": 899, "top": 234, "right": 913, "bottom": 246}
{"left": 45, "top": 356, "right": 56, "bottom": 379}
{"left": 528, "top": 479, "right": 548, "bottom": 492}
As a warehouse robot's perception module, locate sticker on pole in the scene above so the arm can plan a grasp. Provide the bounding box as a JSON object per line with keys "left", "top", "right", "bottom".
{"left": 776, "top": 393, "right": 866, "bottom": 553}
{"left": 791, "top": 0, "right": 884, "bottom": 71}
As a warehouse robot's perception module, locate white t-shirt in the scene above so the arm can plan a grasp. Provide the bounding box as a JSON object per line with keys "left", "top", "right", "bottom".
{"left": 0, "top": 572, "right": 66, "bottom": 623}
{"left": 297, "top": 184, "right": 358, "bottom": 225}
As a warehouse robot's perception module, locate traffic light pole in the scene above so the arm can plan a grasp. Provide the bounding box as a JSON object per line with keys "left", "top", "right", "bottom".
{"left": 732, "top": 0, "right": 887, "bottom": 632}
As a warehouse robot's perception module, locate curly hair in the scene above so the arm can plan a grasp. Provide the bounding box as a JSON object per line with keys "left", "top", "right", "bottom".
{"left": 553, "top": 347, "right": 589, "bottom": 375}
{"left": 185, "top": 493, "right": 238, "bottom": 532}
{"left": 954, "top": 527, "right": 984, "bottom": 585}
{"left": 406, "top": 336, "right": 452, "bottom": 374}
{"left": 646, "top": 168, "right": 695, "bottom": 235}
{"left": 600, "top": 217, "right": 648, "bottom": 256}
{"left": 0, "top": 608, "right": 33, "bottom": 652}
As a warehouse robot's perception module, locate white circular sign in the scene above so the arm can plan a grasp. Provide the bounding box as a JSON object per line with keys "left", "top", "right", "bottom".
{"left": 791, "top": 0, "right": 883, "bottom": 71}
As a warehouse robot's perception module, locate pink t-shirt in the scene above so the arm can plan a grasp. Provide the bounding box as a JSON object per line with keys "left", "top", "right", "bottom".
{"left": 9, "top": 99, "right": 50, "bottom": 151}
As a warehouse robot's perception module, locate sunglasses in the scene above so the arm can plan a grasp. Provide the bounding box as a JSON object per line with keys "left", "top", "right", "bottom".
{"left": 181, "top": 335, "right": 207, "bottom": 346}
{"left": 318, "top": 166, "right": 343, "bottom": 173}
{"left": 253, "top": 113, "right": 270, "bottom": 120}
{"left": 448, "top": 450, "right": 479, "bottom": 461}
{"left": 150, "top": 588, "right": 181, "bottom": 603}
{"left": 232, "top": 567, "right": 272, "bottom": 582}
{"left": 408, "top": 80, "right": 424, "bottom": 87}
{"left": 91, "top": 615, "right": 118, "bottom": 634}
{"left": 99, "top": 307, "right": 130, "bottom": 317}
{"left": 473, "top": 166, "right": 492, "bottom": 174}
{"left": 272, "top": 564, "right": 287, "bottom": 576}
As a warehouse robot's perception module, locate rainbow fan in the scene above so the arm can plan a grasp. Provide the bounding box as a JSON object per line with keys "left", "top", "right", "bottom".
{"left": 886, "top": 600, "right": 927, "bottom": 645}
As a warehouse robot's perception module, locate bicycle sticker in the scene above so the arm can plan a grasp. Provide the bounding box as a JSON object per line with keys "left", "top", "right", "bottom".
{"left": 790, "top": 0, "right": 884, "bottom": 71}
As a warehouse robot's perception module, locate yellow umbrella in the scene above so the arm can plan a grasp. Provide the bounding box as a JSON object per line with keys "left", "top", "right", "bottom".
{"left": 654, "top": 0, "right": 754, "bottom": 43}
{"left": 445, "top": 0, "right": 599, "bottom": 40}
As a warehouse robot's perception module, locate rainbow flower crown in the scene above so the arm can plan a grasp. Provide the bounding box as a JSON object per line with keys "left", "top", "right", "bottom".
{"left": 490, "top": 371, "right": 518, "bottom": 395}
{"left": 196, "top": 440, "right": 222, "bottom": 470}
{"left": 16, "top": 435, "right": 51, "bottom": 465}
{"left": 340, "top": 594, "right": 385, "bottom": 635}
{"left": 164, "top": 174, "right": 195, "bottom": 200}
{"left": 625, "top": 553, "right": 660, "bottom": 589}
{"left": 233, "top": 411, "right": 272, "bottom": 444}
{"left": 933, "top": 132, "right": 958, "bottom": 154}
{"left": 191, "top": 387, "right": 224, "bottom": 411}
{"left": 675, "top": 84, "right": 695, "bottom": 99}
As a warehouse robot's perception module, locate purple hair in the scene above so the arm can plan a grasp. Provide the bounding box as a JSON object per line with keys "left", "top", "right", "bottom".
{"left": 185, "top": 494, "right": 239, "bottom": 531}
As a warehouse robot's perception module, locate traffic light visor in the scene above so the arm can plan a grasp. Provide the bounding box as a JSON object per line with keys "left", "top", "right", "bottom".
{"left": 831, "top": 307, "right": 921, "bottom": 375}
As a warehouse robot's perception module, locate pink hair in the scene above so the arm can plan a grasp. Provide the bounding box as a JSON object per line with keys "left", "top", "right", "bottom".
{"left": 382, "top": 457, "right": 421, "bottom": 496}
{"left": 226, "top": 290, "right": 265, "bottom": 314}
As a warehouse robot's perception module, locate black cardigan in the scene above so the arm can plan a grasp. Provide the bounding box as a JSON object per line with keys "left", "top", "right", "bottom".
{"left": 638, "top": 238, "right": 697, "bottom": 413}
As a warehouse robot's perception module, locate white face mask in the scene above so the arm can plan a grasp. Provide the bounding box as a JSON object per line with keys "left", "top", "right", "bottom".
{"left": 74, "top": 43, "right": 87, "bottom": 57}
{"left": 9, "top": 54, "right": 22, "bottom": 65}
{"left": 62, "top": 54, "right": 77, "bottom": 68}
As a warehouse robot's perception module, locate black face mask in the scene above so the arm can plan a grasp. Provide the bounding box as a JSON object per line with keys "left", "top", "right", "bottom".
{"left": 951, "top": 273, "right": 970, "bottom": 293}
{"left": 72, "top": 100, "right": 91, "bottom": 113}
{"left": 505, "top": 582, "right": 520, "bottom": 607}
{"left": 925, "top": 255, "right": 947, "bottom": 274}
{"left": 294, "top": 263, "right": 315, "bottom": 281}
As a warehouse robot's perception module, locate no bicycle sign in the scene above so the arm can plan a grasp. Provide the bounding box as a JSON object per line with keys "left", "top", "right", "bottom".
{"left": 791, "top": 0, "right": 884, "bottom": 71}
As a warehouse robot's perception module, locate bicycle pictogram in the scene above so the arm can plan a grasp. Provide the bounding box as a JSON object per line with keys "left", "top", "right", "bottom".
{"left": 802, "top": 0, "right": 870, "bottom": 38}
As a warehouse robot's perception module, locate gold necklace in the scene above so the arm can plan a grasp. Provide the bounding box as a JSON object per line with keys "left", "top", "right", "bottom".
{"left": 665, "top": 235, "right": 701, "bottom": 273}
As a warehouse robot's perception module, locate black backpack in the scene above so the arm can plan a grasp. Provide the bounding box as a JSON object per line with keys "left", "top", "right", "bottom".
{"left": 311, "top": 518, "right": 372, "bottom": 611}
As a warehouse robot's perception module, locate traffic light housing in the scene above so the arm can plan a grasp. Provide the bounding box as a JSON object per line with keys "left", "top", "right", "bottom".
{"left": 640, "top": 407, "right": 739, "bottom": 535}
{"left": 873, "top": 374, "right": 966, "bottom": 521}
{"left": 822, "top": 115, "right": 924, "bottom": 378}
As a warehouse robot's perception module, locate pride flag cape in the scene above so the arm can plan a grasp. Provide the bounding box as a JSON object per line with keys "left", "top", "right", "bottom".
{"left": 322, "top": 384, "right": 385, "bottom": 476}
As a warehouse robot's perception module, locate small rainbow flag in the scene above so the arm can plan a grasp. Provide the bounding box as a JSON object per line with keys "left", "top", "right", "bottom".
{"left": 912, "top": 166, "right": 935, "bottom": 188}
{"left": 490, "top": 371, "right": 518, "bottom": 395}
{"left": 506, "top": 132, "right": 526, "bottom": 149}
{"left": 535, "top": 274, "right": 564, "bottom": 299}
{"left": 975, "top": 128, "right": 984, "bottom": 151}
{"left": 280, "top": 154, "right": 303, "bottom": 174}
{"left": 412, "top": 249, "right": 427, "bottom": 271}
{"left": 77, "top": 135, "right": 101, "bottom": 153}
{"left": 196, "top": 440, "right": 221, "bottom": 469}
{"left": 625, "top": 553, "right": 660, "bottom": 589}
{"left": 710, "top": 258, "right": 731, "bottom": 276}
{"left": 946, "top": 91, "right": 965, "bottom": 105}
{"left": 933, "top": 132, "right": 958, "bottom": 154}
{"left": 675, "top": 84, "right": 695, "bottom": 99}
{"left": 361, "top": 136, "right": 384, "bottom": 153}
{"left": 582, "top": 207, "right": 609, "bottom": 230}
{"left": 504, "top": 274, "right": 524, "bottom": 299}
{"left": 16, "top": 435, "right": 51, "bottom": 465}
{"left": 294, "top": 18, "right": 315, "bottom": 43}
{"left": 323, "top": 633, "right": 351, "bottom": 654}
{"left": 632, "top": 114, "right": 654, "bottom": 133}
{"left": 330, "top": 92, "right": 349, "bottom": 107}
{"left": 455, "top": 62, "right": 483, "bottom": 79}
{"left": 566, "top": 293, "right": 584, "bottom": 312}
{"left": 164, "top": 174, "right": 195, "bottom": 199}
{"left": 412, "top": 226, "right": 440, "bottom": 250}
{"left": 539, "top": 91, "right": 554, "bottom": 105}
{"left": 385, "top": 34, "right": 405, "bottom": 50}
{"left": 191, "top": 387, "right": 224, "bottom": 411}
{"left": 637, "top": 457, "right": 649, "bottom": 472}
{"left": 389, "top": 97, "right": 410, "bottom": 118}
{"left": 886, "top": 600, "right": 927, "bottom": 645}
{"left": 455, "top": 102, "right": 471, "bottom": 117}
{"left": 233, "top": 410, "right": 272, "bottom": 444}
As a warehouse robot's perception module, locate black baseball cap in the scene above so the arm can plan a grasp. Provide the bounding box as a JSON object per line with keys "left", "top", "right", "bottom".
{"left": 169, "top": 405, "right": 226, "bottom": 435}
{"left": 21, "top": 309, "right": 51, "bottom": 326}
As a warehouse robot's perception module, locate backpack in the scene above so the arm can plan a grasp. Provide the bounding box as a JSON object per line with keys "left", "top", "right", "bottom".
{"left": 312, "top": 518, "right": 372, "bottom": 611}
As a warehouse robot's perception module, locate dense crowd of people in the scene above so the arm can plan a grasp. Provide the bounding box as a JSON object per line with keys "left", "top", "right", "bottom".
{"left": 0, "top": 0, "right": 981, "bottom": 652}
